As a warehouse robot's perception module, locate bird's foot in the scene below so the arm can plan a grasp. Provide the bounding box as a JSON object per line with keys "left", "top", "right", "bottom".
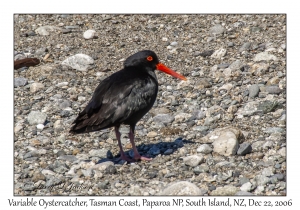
{"left": 140, "top": 156, "right": 153, "bottom": 161}
{"left": 135, "top": 155, "right": 152, "bottom": 161}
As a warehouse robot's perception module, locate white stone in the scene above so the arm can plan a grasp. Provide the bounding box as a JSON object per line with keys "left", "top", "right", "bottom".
{"left": 36, "top": 124, "right": 44, "bottom": 130}
{"left": 83, "top": 29, "right": 96, "bottom": 39}
{"left": 211, "top": 48, "right": 227, "bottom": 59}
{"left": 240, "top": 182, "right": 252, "bottom": 192}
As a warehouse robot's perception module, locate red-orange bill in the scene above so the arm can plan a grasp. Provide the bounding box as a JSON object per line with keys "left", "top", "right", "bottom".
{"left": 156, "top": 63, "right": 187, "bottom": 81}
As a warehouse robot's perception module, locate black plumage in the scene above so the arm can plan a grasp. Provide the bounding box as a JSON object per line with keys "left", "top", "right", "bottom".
{"left": 70, "top": 50, "right": 186, "bottom": 161}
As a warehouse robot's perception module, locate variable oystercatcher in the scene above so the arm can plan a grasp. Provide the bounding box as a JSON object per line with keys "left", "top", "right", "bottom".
{"left": 70, "top": 50, "right": 187, "bottom": 162}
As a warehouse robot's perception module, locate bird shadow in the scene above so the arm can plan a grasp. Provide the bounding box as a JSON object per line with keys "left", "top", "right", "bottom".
{"left": 96, "top": 138, "right": 196, "bottom": 165}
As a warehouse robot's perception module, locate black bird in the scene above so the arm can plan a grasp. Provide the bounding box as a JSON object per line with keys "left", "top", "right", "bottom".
{"left": 70, "top": 50, "right": 187, "bottom": 162}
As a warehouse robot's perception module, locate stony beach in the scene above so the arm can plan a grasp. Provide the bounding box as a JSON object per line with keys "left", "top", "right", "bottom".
{"left": 14, "top": 14, "right": 286, "bottom": 196}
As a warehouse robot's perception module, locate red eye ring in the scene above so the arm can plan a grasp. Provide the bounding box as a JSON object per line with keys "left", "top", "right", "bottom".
{"left": 147, "top": 56, "right": 153, "bottom": 61}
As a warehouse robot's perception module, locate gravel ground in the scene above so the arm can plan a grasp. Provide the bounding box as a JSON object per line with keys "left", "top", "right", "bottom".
{"left": 14, "top": 14, "right": 286, "bottom": 196}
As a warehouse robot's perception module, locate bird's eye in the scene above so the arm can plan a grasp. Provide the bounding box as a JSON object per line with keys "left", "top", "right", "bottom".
{"left": 147, "top": 56, "right": 153, "bottom": 61}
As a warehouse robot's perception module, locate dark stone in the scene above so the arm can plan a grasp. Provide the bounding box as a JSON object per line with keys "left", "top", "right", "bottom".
{"left": 237, "top": 143, "right": 252, "bottom": 155}
{"left": 199, "top": 50, "right": 214, "bottom": 57}
{"left": 105, "top": 165, "right": 117, "bottom": 174}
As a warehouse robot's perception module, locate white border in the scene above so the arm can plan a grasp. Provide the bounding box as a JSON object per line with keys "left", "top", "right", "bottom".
{"left": 2, "top": 0, "right": 298, "bottom": 209}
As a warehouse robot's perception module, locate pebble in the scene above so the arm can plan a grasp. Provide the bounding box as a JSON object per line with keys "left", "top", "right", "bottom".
{"left": 147, "top": 131, "right": 157, "bottom": 138}
{"left": 254, "top": 52, "right": 277, "bottom": 61}
{"left": 210, "top": 185, "right": 239, "bottom": 196}
{"left": 211, "top": 48, "right": 227, "bottom": 59}
{"left": 62, "top": 54, "right": 95, "bottom": 71}
{"left": 212, "top": 130, "right": 239, "bottom": 156}
{"left": 264, "top": 127, "right": 284, "bottom": 134}
{"left": 196, "top": 144, "right": 213, "bottom": 154}
{"left": 57, "top": 155, "right": 78, "bottom": 163}
{"left": 35, "top": 25, "right": 61, "bottom": 36}
{"left": 30, "top": 83, "right": 44, "bottom": 93}
{"left": 265, "top": 85, "right": 281, "bottom": 94}
{"left": 209, "top": 24, "right": 225, "bottom": 34}
{"left": 240, "top": 182, "right": 252, "bottom": 192}
{"left": 36, "top": 124, "right": 44, "bottom": 130}
{"left": 32, "top": 172, "right": 46, "bottom": 182}
{"left": 199, "top": 50, "right": 214, "bottom": 57}
{"left": 83, "top": 29, "right": 96, "bottom": 39}
{"left": 182, "top": 155, "right": 204, "bottom": 167}
{"left": 262, "top": 167, "right": 274, "bottom": 177}
{"left": 170, "top": 41, "right": 178, "bottom": 46}
{"left": 14, "top": 77, "right": 28, "bottom": 87}
{"left": 237, "top": 142, "right": 252, "bottom": 155}
{"left": 89, "top": 149, "right": 109, "bottom": 158}
{"left": 160, "top": 181, "right": 204, "bottom": 195}
{"left": 248, "top": 84, "right": 260, "bottom": 98}
{"left": 27, "top": 111, "right": 47, "bottom": 125}
{"left": 255, "top": 175, "right": 270, "bottom": 186}
{"left": 193, "top": 165, "right": 209, "bottom": 174}
{"left": 228, "top": 42, "right": 234, "bottom": 47}
{"left": 278, "top": 147, "right": 286, "bottom": 157}
{"left": 239, "top": 42, "right": 251, "bottom": 52}
{"left": 152, "top": 114, "right": 174, "bottom": 124}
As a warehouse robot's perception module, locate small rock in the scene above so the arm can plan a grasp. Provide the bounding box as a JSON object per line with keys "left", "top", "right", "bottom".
{"left": 212, "top": 130, "right": 239, "bottom": 156}
{"left": 105, "top": 165, "right": 117, "bottom": 174}
{"left": 278, "top": 147, "right": 286, "bottom": 157}
{"left": 237, "top": 142, "right": 252, "bottom": 155}
{"left": 147, "top": 131, "right": 158, "bottom": 138}
{"left": 32, "top": 172, "right": 46, "bottom": 182}
{"left": 174, "top": 113, "right": 192, "bottom": 123}
{"left": 152, "top": 114, "right": 174, "bottom": 124}
{"left": 183, "top": 155, "right": 204, "bottom": 167}
{"left": 36, "top": 124, "right": 44, "bottom": 130}
{"left": 248, "top": 84, "right": 260, "bottom": 98}
{"left": 240, "top": 182, "right": 252, "bottom": 192}
{"left": 57, "top": 155, "right": 78, "bottom": 162}
{"left": 254, "top": 52, "right": 277, "bottom": 61}
{"left": 209, "top": 24, "right": 225, "bottom": 34}
{"left": 170, "top": 41, "right": 178, "bottom": 46}
{"left": 262, "top": 167, "right": 274, "bottom": 177}
{"left": 160, "top": 181, "right": 204, "bottom": 195}
{"left": 62, "top": 54, "right": 95, "bottom": 71}
{"left": 193, "top": 165, "right": 209, "bottom": 174}
{"left": 35, "top": 25, "right": 61, "bottom": 35}
{"left": 30, "top": 82, "right": 44, "bottom": 93}
{"left": 83, "top": 29, "right": 96, "bottom": 39}
{"left": 211, "top": 48, "right": 227, "bottom": 59}
{"left": 210, "top": 185, "right": 239, "bottom": 196}
{"left": 264, "top": 127, "right": 284, "bottom": 134}
{"left": 197, "top": 144, "right": 213, "bottom": 154}
{"left": 93, "top": 161, "right": 114, "bottom": 171}
{"left": 239, "top": 42, "right": 251, "bottom": 52}
{"left": 199, "top": 50, "right": 214, "bottom": 57}
{"left": 255, "top": 175, "right": 270, "bottom": 186}
{"left": 27, "top": 111, "right": 47, "bottom": 125}
{"left": 265, "top": 85, "right": 281, "bottom": 94}
{"left": 89, "top": 149, "right": 109, "bottom": 158}
{"left": 14, "top": 77, "right": 28, "bottom": 87}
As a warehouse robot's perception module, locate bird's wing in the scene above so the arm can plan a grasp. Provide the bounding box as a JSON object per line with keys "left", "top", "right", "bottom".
{"left": 70, "top": 70, "right": 154, "bottom": 133}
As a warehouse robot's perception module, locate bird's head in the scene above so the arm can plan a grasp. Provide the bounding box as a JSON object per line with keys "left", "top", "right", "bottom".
{"left": 124, "top": 50, "right": 187, "bottom": 81}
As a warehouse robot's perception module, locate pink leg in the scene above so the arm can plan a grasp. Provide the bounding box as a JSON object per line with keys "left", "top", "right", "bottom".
{"left": 115, "top": 126, "right": 133, "bottom": 162}
{"left": 129, "top": 126, "right": 152, "bottom": 161}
